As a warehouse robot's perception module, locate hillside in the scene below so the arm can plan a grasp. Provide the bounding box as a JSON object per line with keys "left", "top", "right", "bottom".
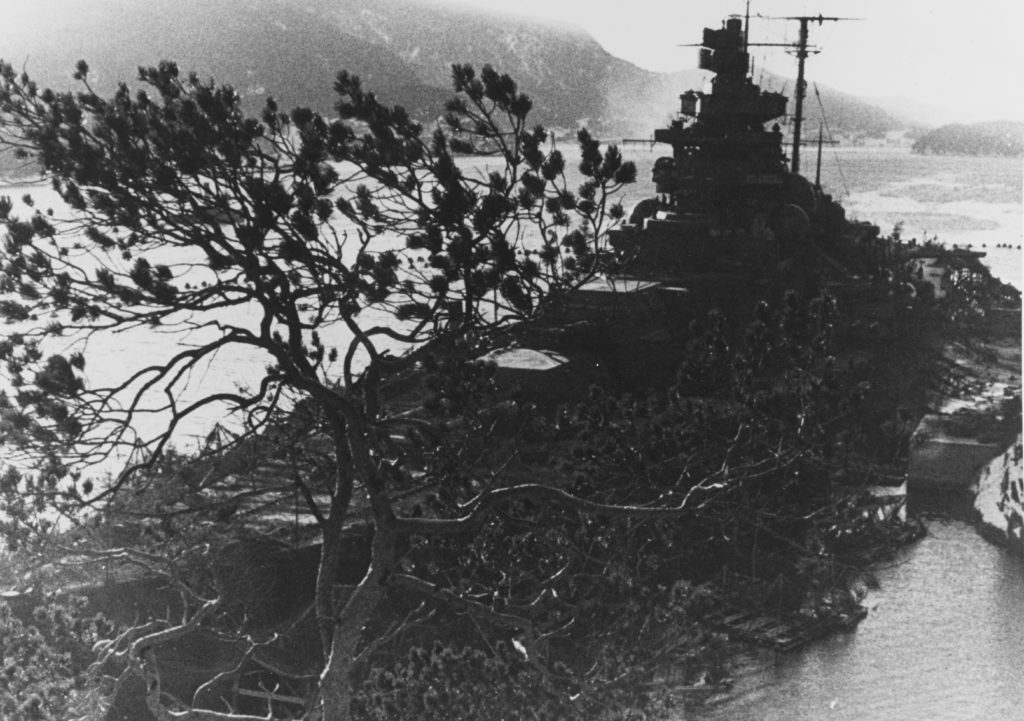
{"left": 0, "top": 0, "right": 904, "bottom": 138}
{"left": 912, "top": 121, "right": 1024, "bottom": 157}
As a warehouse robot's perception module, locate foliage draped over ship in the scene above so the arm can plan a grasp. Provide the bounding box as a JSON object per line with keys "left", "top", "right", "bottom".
{"left": 612, "top": 15, "right": 857, "bottom": 278}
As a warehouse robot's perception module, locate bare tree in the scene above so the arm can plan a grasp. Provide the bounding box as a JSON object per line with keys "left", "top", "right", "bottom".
{"left": 0, "top": 59, "right": 645, "bottom": 719}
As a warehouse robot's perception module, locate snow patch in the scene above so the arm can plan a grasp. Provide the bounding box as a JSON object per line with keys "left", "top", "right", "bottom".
{"left": 974, "top": 433, "right": 1023, "bottom": 548}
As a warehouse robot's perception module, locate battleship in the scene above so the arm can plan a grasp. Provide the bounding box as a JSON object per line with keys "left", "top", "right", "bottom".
{"left": 607, "top": 13, "right": 871, "bottom": 283}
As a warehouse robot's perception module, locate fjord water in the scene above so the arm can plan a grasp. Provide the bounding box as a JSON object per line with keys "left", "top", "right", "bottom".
{"left": 817, "top": 148, "right": 1022, "bottom": 289}
{"left": 687, "top": 515, "right": 1024, "bottom": 721}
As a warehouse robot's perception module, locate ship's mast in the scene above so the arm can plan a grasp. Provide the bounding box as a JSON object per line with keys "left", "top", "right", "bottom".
{"left": 780, "top": 15, "right": 858, "bottom": 173}
{"left": 790, "top": 18, "right": 811, "bottom": 173}
{"left": 744, "top": 0, "right": 751, "bottom": 53}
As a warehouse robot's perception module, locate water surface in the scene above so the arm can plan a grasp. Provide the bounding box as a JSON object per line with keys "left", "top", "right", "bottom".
{"left": 687, "top": 516, "right": 1024, "bottom": 721}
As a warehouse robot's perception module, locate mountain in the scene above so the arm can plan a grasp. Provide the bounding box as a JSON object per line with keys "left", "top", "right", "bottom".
{"left": 1, "top": 0, "right": 904, "bottom": 139}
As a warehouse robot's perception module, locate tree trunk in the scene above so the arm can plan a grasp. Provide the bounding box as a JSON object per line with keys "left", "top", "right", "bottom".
{"left": 318, "top": 523, "right": 395, "bottom": 720}
{"left": 315, "top": 415, "right": 359, "bottom": 653}
{"left": 315, "top": 511, "right": 346, "bottom": 656}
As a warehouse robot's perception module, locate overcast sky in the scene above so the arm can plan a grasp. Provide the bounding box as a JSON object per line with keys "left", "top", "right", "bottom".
{"left": 454, "top": 0, "right": 1024, "bottom": 123}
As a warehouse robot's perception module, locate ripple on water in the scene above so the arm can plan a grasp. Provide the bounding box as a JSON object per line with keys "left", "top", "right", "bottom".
{"left": 686, "top": 519, "right": 1024, "bottom": 721}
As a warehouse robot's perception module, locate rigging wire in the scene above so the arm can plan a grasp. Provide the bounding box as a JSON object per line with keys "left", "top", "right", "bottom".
{"left": 813, "top": 82, "right": 851, "bottom": 199}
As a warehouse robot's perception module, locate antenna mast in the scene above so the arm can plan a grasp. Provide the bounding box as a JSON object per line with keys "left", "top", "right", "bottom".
{"left": 782, "top": 15, "right": 858, "bottom": 173}
{"left": 744, "top": 0, "right": 751, "bottom": 53}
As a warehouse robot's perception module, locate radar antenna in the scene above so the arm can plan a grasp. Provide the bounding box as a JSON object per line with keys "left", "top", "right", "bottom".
{"left": 759, "top": 14, "right": 862, "bottom": 173}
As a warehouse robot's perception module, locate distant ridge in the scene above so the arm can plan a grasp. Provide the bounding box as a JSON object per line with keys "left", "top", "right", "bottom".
{"left": 912, "top": 121, "right": 1024, "bottom": 157}
{"left": 1, "top": 0, "right": 906, "bottom": 138}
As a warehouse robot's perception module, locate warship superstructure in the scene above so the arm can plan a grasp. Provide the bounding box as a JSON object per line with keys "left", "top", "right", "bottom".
{"left": 611, "top": 13, "right": 855, "bottom": 278}
{"left": 653, "top": 16, "right": 791, "bottom": 218}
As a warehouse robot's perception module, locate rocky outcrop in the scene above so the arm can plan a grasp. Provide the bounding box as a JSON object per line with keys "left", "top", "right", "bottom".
{"left": 912, "top": 121, "right": 1024, "bottom": 157}
{"left": 975, "top": 434, "right": 1024, "bottom": 553}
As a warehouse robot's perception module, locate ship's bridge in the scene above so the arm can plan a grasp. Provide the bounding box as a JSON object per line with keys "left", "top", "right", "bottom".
{"left": 674, "top": 84, "right": 787, "bottom": 130}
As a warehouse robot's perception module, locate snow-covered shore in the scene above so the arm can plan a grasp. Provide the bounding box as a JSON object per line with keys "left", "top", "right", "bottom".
{"left": 975, "top": 434, "right": 1024, "bottom": 553}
